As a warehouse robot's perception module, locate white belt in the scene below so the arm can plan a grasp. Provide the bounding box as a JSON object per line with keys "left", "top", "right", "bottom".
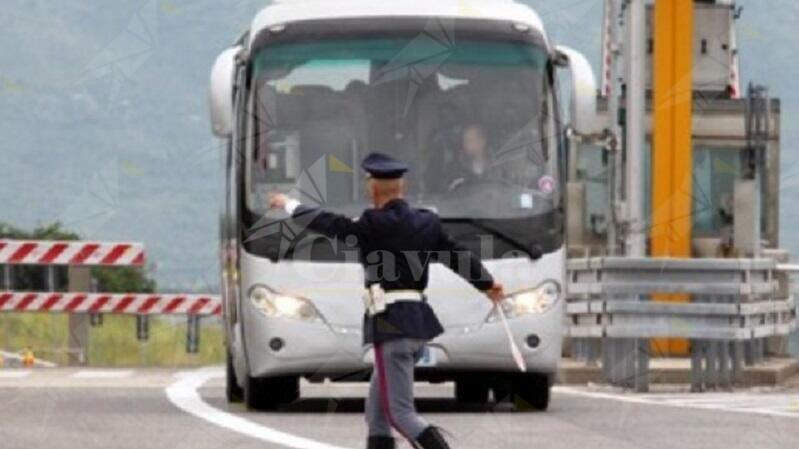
{"left": 362, "top": 288, "right": 424, "bottom": 316}
{"left": 383, "top": 290, "right": 425, "bottom": 304}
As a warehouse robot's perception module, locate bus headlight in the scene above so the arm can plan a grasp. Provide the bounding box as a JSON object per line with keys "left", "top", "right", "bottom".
{"left": 486, "top": 280, "right": 561, "bottom": 322}
{"left": 248, "top": 285, "right": 324, "bottom": 322}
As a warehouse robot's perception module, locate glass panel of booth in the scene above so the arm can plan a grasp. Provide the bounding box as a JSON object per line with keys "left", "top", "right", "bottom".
{"left": 573, "top": 143, "right": 774, "bottom": 242}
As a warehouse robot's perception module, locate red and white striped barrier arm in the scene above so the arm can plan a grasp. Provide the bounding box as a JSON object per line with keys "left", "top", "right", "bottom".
{"left": 0, "top": 240, "right": 145, "bottom": 266}
{"left": 0, "top": 291, "right": 221, "bottom": 316}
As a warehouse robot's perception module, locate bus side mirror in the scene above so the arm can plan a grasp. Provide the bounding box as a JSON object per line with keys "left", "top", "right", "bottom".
{"left": 209, "top": 47, "right": 241, "bottom": 137}
{"left": 553, "top": 46, "right": 600, "bottom": 137}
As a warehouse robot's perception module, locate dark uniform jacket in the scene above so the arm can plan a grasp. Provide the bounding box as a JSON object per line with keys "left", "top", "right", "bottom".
{"left": 293, "top": 198, "right": 494, "bottom": 345}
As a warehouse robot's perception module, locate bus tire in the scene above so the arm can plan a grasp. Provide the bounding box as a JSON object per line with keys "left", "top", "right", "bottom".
{"left": 226, "top": 351, "right": 244, "bottom": 403}
{"left": 511, "top": 373, "right": 550, "bottom": 412}
{"left": 244, "top": 375, "right": 299, "bottom": 411}
{"left": 489, "top": 376, "right": 513, "bottom": 403}
{"left": 244, "top": 375, "right": 275, "bottom": 410}
{"left": 273, "top": 375, "right": 300, "bottom": 403}
{"left": 454, "top": 377, "right": 489, "bottom": 404}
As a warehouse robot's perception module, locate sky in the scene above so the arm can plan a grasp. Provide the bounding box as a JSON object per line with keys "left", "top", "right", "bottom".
{"left": 1, "top": 0, "right": 798, "bottom": 296}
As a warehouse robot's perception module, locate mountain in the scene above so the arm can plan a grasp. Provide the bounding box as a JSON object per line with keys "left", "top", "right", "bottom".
{"left": 1, "top": 0, "right": 797, "bottom": 294}
{"left": 0, "top": 0, "right": 266, "bottom": 292}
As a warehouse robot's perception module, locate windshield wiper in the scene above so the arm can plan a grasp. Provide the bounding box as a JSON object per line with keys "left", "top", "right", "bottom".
{"left": 441, "top": 218, "right": 542, "bottom": 260}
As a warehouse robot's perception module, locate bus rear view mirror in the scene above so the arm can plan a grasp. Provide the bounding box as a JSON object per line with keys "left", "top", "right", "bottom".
{"left": 209, "top": 46, "right": 240, "bottom": 137}
{"left": 552, "top": 46, "right": 601, "bottom": 138}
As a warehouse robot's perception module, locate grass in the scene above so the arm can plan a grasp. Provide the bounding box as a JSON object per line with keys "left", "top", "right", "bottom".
{"left": 0, "top": 313, "right": 225, "bottom": 367}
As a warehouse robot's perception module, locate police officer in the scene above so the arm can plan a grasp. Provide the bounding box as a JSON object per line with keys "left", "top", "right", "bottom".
{"left": 268, "top": 152, "right": 504, "bottom": 449}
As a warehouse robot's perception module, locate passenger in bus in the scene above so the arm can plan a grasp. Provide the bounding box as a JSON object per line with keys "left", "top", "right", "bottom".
{"left": 268, "top": 152, "right": 504, "bottom": 449}
{"left": 446, "top": 123, "right": 496, "bottom": 191}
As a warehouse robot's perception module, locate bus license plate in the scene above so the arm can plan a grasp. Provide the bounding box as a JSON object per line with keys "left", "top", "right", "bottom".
{"left": 416, "top": 346, "right": 436, "bottom": 367}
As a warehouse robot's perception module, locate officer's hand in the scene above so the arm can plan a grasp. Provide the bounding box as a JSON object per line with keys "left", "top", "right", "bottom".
{"left": 486, "top": 282, "right": 505, "bottom": 304}
{"left": 267, "top": 193, "right": 288, "bottom": 210}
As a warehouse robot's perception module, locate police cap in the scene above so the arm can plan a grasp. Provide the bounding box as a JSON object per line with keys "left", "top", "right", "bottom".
{"left": 361, "top": 152, "right": 408, "bottom": 179}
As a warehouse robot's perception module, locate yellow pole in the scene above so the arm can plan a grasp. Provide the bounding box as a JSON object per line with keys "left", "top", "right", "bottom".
{"left": 651, "top": 0, "right": 694, "bottom": 356}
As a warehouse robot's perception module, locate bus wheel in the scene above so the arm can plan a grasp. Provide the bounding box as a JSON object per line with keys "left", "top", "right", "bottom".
{"left": 489, "top": 376, "right": 513, "bottom": 403}
{"left": 226, "top": 351, "right": 244, "bottom": 403}
{"left": 454, "top": 377, "right": 489, "bottom": 404}
{"left": 511, "top": 373, "right": 550, "bottom": 412}
{"left": 273, "top": 376, "right": 300, "bottom": 403}
{"left": 244, "top": 375, "right": 299, "bottom": 411}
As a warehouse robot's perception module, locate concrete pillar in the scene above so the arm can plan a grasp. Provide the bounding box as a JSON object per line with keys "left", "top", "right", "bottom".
{"left": 734, "top": 180, "right": 761, "bottom": 258}
{"left": 690, "top": 340, "right": 705, "bottom": 392}
{"left": 2, "top": 264, "right": 11, "bottom": 289}
{"left": 67, "top": 266, "right": 90, "bottom": 366}
{"left": 705, "top": 341, "right": 719, "bottom": 390}
{"left": 731, "top": 341, "right": 745, "bottom": 385}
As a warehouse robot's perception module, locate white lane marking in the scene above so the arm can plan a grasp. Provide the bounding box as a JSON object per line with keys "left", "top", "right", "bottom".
{"left": 0, "top": 370, "right": 32, "bottom": 378}
{"left": 72, "top": 369, "right": 134, "bottom": 379}
{"left": 554, "top": 386, "right": 799, "bottom": 419}
{"left": 165, "top": 368, "right": 353, "bottom": 449}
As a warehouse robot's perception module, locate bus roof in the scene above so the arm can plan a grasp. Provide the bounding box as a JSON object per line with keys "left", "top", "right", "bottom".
{"left": 249, "top": 0, "right": 548, "bottom": 48}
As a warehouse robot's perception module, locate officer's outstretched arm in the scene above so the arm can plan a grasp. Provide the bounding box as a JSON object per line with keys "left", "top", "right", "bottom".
{"left": 434, "top": 222, "right": 495, "bottom": 292}
{"left": 268, "top": 193, "right": 363, "bottom": 240}
{"left": 293, "top": 205, "right": 365, "bottom": 240}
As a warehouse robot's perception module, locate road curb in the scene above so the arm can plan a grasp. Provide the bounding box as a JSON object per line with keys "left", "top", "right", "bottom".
{"left": 557, "top": 357, "right": 799, "bottom": 386}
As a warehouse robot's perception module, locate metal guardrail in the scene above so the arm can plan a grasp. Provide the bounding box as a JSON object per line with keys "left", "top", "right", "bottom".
{"left": 566, "top": 256, "right": 798, "bottom": 391}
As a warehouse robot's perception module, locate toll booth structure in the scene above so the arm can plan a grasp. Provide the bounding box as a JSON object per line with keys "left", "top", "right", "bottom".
{"left": 565, "top": 0, "right": 797, "bottom": 391}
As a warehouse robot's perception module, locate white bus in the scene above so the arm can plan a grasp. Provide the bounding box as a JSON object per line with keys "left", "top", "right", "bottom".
{"left": 210, "top": 0, "right": 598, "bottom": 411}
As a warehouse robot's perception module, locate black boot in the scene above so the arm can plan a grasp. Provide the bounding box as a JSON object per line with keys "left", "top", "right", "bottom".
{"left": 366, "top": 435, "right": 395, "bottom": 449}
{"left": 415, "top": 426, "right": 451, "bottom": 449}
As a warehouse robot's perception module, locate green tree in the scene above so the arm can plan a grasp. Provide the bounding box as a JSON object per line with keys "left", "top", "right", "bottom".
{"left": 92, "top": 266, "right": 156, "bottom": 293}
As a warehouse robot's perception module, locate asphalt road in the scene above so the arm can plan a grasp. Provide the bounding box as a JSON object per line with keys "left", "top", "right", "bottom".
{"left": 1, "top": 368, "right": 798, "bottom": 449}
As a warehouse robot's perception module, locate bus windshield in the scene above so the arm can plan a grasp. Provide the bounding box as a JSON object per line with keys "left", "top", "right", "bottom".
{"left": 243, "top": 35, "right": 562, "bottom": 261}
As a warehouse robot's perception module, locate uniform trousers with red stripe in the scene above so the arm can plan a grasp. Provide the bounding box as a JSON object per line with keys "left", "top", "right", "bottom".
{"left": 366, "top": 337, "right": 429, "bottom": 441}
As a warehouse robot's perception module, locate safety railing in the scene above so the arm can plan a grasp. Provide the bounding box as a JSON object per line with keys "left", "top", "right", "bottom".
{"left": 567, "top": 256, "right": 797, "bottom": 391}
